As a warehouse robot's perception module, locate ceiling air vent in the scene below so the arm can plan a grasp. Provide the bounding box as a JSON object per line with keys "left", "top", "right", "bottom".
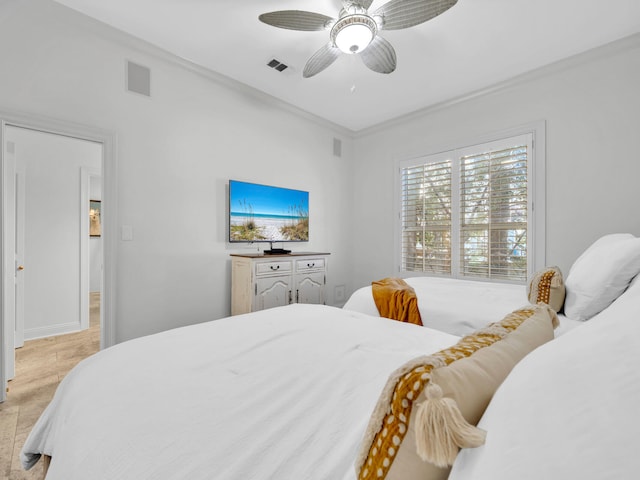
{"left": 267, "top": 58, "right": 289, "bottom": 72}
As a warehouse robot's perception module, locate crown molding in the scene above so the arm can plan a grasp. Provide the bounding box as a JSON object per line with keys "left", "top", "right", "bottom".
{"left": 34, "top": 2, "right": 640, "bottom": 139}
{"left": 44, "top": 0, "right": 355, "bottom": 138}
{"left": 354, "top": 31, "right": 640, "bottom": 139}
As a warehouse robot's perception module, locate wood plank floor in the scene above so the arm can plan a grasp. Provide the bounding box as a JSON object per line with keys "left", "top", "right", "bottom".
{"left": 0, "top": 293, "right": 100, "bottom": 480}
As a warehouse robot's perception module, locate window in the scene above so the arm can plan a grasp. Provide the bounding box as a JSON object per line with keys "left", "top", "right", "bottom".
{"left": 401, "top": 159, "right": 452, "bottom": 275}
{"left": 398, "top": 130, "right": 543, "bottom": 283}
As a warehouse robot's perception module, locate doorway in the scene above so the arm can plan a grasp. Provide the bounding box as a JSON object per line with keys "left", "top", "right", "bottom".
{"left": 1, "top": 113, "right": 116, "bottom": 402}
{"left": 8, "top": 126, "right": 101, "bottom": 344}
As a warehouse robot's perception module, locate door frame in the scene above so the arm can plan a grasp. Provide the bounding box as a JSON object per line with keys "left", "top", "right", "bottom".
{"left": 80, "top": 166, "right": 102, "bottom": 333}
{"left": 3, "top": 137, "right": 17, "bottom": 381}
{"left": 14, "top": 158, "right": 25, "bottom": 349}
{"left": 0, "top": 110, "right": 117, "bottom": 402}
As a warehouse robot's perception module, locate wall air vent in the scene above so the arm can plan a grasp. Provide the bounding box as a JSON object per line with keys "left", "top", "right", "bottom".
{"left": 126, "top": 60, "right": 151, "bottom": 97}
{"left": 333, "top": 138, "right": 342, "bottom": 158}
{"left": 267, "top": 58, "right": 289, "bottom": 72}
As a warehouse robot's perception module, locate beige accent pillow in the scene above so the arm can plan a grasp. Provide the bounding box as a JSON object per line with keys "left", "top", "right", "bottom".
{"left": 527, "top": 266, "right": 565, "bottom": 312}
{"left": 355, "top": 304, "right": 558, "bottom": 480}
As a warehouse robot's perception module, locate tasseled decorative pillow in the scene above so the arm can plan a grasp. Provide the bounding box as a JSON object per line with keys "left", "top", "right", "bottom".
{"left": 527, "top": 266, "right": 565, "bottom": 312}
{"left": 355, "top": 304, "right": 559, "bottom": 480}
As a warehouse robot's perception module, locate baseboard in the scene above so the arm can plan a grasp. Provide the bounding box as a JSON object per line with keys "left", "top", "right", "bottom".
{"left": 24, "top": 322, "right": 85, "bottom": 342}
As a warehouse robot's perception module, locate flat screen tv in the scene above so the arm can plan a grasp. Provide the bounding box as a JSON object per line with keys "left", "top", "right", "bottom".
{"left": 229, "top": 180, "right": 309, "bottom": 244}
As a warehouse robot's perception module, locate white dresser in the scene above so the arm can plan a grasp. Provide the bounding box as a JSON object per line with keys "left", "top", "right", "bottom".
{"left": 231, "top": 252, "right": 330, "bottom": 315}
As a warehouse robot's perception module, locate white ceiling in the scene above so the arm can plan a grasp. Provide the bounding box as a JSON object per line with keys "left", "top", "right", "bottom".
{"left": 53, "top": 0, "right": 640, "bottom": 132}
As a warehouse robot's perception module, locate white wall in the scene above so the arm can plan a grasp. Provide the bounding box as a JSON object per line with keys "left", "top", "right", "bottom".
{"left": 350, "top": 35, "right": 640, "bottom": 290}
{"left": 0, "top": 0, "right": 352, "bottom": 342}
{"left": 5, "top": 1, "right": 638, "bottom": 342}
{"left": 6, "top": 126, "right": 101, "bottom": 338}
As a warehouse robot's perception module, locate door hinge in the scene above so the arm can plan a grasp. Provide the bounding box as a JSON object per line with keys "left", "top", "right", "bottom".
{"left": 254, "top": 284, "right": 257, "bottom": 296}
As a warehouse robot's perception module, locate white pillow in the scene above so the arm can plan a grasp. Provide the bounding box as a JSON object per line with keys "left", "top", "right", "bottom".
{"left": 343, "top": 286, "right": 380, "bottom": 316}
{"left": 448, "top": 275, "right": 640, "bottom": 480}
{"left": 563, "top": 233, "right": 640, "bottom": 321}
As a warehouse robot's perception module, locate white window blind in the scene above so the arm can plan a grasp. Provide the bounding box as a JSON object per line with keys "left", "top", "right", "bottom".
{"left": 399, "top": 132, "right": 535, "bottom": 283}
{"left": 401, "top": 160, "right": 452, "bottom": 274}
{"left": 459, "top": 143, "right": 528, "bottom": 280}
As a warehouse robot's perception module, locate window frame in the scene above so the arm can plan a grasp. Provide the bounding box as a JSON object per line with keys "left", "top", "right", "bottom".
{"left": 394, "top": 122, "right": 546, "bottom": 284}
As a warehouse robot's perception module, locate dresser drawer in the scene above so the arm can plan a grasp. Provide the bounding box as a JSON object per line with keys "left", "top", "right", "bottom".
{"left": 296, "top": 258, "right": 325, "bottom": 272}
{"left": 256, "top": 261, "right": 292, "bottom": 276}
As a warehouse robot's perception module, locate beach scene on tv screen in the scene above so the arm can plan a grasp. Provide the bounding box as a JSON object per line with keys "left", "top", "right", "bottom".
{"left": 230, "top": 181, "right": 309, "bottom": 242}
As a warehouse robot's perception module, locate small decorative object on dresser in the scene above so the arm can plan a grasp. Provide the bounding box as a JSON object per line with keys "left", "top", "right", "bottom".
{"left": 231, "top": 252, "right": 330, "bottom": 315}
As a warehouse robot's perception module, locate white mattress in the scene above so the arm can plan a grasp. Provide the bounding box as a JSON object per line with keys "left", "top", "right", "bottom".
{"left": 22, "top": 304, "right": 460, "bottom": 480}
{"left": 343, "top": 276, "right": 581, "bottom": 337}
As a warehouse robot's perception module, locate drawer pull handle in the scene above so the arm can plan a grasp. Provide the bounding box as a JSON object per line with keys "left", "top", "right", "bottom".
{"left": 270, "top": 265, "right": 280, "bottom": 270}
{"left": 307, "top": 263, "right": 315, "bottom": 268}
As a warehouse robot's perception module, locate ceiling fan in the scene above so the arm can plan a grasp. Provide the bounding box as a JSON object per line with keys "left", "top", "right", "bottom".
{"left": 259, "top": 0, "right": 458, "bottom": 78}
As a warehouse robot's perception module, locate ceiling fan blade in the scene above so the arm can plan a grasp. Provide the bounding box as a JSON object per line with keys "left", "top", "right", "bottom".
{"left": 360, "top": 36, "right": 397, "bottom": 74}
{"left": 259, "top": 11, "right": 334, "bottom": 31}
{"left": 374, "top": 0, "right": 457, "bottom": 30}
{"left": 342, "top": 0, "right": 375, "bottom": 10}
{"left": 303, "top": 43, "right": 342, "bottom": 78}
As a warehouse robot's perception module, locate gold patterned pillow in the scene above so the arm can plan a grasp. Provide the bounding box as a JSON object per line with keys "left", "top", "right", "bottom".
{"left": 355, "top": 304, "right": 558, "bottom": 480}
{"left": 527, "top": 266, "right": 565, "bottom": 312}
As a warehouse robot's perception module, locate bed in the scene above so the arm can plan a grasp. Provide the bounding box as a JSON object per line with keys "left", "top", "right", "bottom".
{"left": 448, "top": 273, "right": 640, "bottom": 480}
{"left": 344, "top": 234, "right": 640, "bottom": 341}
{"left": 21, "top": 304, "right": 461, "bottom": 480}
{"left": 343, "top": 275, "right": 582, "bottom": 337}
{"left": 21, "top": 233, "right": 640, "bottom": 479}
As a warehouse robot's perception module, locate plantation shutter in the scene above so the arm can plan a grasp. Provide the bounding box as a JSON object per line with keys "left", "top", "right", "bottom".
{"left": 398, "top": 132, "right": 534, "bottom": 283}
{"left": 459, "top": 142, "right": 528, "bottom": 281}
{"left": 400, "top": 159, "right": 452, "bottom": 274}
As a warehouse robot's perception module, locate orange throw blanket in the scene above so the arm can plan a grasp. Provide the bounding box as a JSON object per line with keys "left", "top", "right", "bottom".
{"left": 371, "top": 277, "right": 423, "bottom": 326}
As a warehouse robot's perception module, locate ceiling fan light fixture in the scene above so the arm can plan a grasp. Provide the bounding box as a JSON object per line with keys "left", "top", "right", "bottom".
{"left": 330, "top": 14, "right": 377, "bottom": 54}
{"left": 260, "top": 0, "right": 458, "bottom": 77}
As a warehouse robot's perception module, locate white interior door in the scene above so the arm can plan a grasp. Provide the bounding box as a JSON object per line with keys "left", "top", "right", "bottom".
{"left": 14, "top": 159, "right": 25, "bottom": 348}
{"left": 2, "top": 139, "right": 17, "bottom": 385}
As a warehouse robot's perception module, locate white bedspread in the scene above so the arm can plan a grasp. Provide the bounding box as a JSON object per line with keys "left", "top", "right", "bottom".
{"left": 22, "top": 304, "right": 459, "bottom": 480}
{"left": 449, "top": 274, "right": 640, "bottom": 479}
{"left": 343, "top": 277, "right": 580, "bottom": 337}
